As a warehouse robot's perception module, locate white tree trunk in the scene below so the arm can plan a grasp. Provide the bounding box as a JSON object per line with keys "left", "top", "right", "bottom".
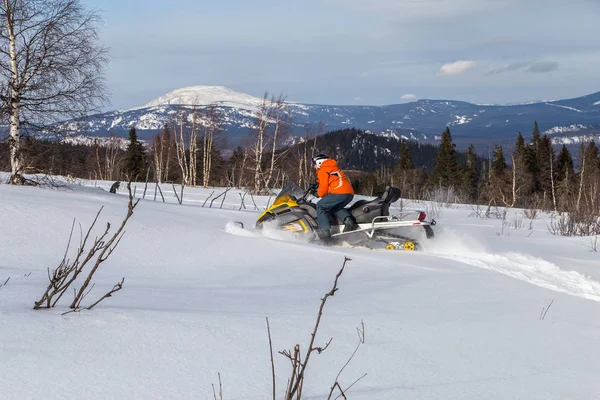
{"left": 264, "top": 97, "right": 287, "bottom": 189}
{"left": 175, "top": 115, "right": 190, "bottom": 186}
{"left": 577, "top": 143, "right": 585, "bottom": 211}
{"left": 510, "top": 155, "right": 517, "bottom": 208}
{"left": 189, "top": 112, "right": 198, "bottom": 187}
{"left": 252, "top": 95, "right": 271, "bottom": 193}
{"left": 549, "top": 149, "right": 557, "bottom": 213}
{"left": 153, "top": 134, "right": 164, "bottom": 184}
{"left": 6, "top": 2, "right": 23, "bottom": 184}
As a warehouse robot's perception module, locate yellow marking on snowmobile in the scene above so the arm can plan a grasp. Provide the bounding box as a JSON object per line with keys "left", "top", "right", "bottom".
{"left": 282, "top": 222, "right": 304, "bottom": 232}
{"left": 256, "top": 196, "right": 299, "bottom": 222}
{"left": 299, "top": 220, "right": 308, "bottom": 232}
{"left": 385, "top": 243, "right": 395, "bottom": 250}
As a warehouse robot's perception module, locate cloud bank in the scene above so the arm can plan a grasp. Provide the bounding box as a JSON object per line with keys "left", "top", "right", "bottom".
{"left": 437, "top": 61, "right": 476, "bottom": 76}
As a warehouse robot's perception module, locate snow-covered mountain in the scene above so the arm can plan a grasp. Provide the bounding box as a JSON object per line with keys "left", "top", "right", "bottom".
{"left": 134, "top": 85, "right": 274, "bottom": 111}
{"left": 57, "top": 85, "right": 600, "bottom": 149}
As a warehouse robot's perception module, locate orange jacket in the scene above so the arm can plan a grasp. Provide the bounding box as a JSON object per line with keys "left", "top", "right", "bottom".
{"left": 316, "top": 159, "right": 354, "bottom": 197}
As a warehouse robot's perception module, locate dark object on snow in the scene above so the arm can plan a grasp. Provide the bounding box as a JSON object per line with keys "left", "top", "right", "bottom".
{"left": 109, "top": 181, "right": 121, "bottom": 193}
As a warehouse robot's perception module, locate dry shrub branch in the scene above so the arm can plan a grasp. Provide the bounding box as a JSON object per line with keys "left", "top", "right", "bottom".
{"left": 273, "top": 256, "right": 365, "bottom": 400}
{"left": 33, "top": 183, "right": 139, "bottom": 312}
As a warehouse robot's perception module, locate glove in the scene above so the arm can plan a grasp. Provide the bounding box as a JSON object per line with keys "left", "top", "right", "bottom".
{"left": 308, "top": 182, "right": 319, "bottom": 197}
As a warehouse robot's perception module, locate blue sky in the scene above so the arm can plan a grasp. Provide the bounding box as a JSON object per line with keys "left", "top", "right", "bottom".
{"left": 89, "top": 0, "right": 600, "bottom": 110}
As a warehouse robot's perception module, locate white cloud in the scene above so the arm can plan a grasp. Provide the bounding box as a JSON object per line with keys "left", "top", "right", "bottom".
{"left": 437, "top": 61, "right": 476, "bottom": 76}
{"left": 401, "top": 93, "right": 416, "bottom": 100}
{"left": 353, "top": 96, "right": 362, "bottom": 101}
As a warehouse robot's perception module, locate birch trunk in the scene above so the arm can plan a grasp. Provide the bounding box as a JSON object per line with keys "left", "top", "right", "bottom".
{"left": 549, "top": 149, "right": 557, "bottom": 213}
{"left": 6, "top": 3, "right": 23, "bottom": 184}
{"left": 189, "top": 112, "right": 198, "bottom": 187}
{"left": 175, "top": 116, "right": 190, "bottom": 186}
{"left": 153, "top": 134, "right": 164, "bottom": 184}
{"left": 510, "top": 155, "right": 517, "bottom": 208}
{"left": 576, "top": 143, "right": 585, "bottom": 211}
{"left": 253, "top": 96, "right": 271, "bottom": 193}
{"left": 264, "top": 98, "right": 286, "bottom": 190}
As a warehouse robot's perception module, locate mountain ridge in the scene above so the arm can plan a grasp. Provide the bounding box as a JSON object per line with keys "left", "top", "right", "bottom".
{"left": 61, "top": 85, "right": 600, "bottom": 149}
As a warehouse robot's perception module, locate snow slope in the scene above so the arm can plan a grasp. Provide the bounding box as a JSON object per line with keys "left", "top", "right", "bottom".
{"left": 1, "top": 177, "right": 599, "bottom": 400}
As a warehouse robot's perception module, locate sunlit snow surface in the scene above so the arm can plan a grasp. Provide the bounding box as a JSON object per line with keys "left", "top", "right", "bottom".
{"left": 1, "top": 175, "right": 599, "bottom": 400}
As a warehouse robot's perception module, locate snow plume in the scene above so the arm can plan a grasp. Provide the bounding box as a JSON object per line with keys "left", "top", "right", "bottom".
{"left": 422, "top": 227, "right": 600, "bottom": 302}
{"left": 437, "top": 60, "right": 476, "bottom": 76}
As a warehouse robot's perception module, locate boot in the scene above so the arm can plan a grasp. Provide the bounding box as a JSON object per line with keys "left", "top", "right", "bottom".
{"left": 343, "top": 216, "right": 359, "bottom": 232}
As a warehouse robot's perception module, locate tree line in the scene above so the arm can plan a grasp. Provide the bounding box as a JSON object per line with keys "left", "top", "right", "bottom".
{"left": 3, "top": 107, "right": 600, "bottom": 218}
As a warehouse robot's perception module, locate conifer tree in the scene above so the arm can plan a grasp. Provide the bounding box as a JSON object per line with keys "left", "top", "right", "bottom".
{"left": 585, "top": 140, "right": 599, "bottom": 167}
{"left": 394, "top": 140, "right": 414, "bottom": 193}
{"left": 555, "top": 145, "right": 574, "bottom": 182}
{"left": 514, "top": 132, "right": 526, "bottom": 160}
{"left": 125, "top": 126, "right": 147, "bottom": 181}
{"left": 524, "top": 121, "right": 542, "bottom": 194}
{"left": 532, "top": 121, "right": 541, "bottom": 146}
{"left": 512, "top": 132, "right": 532, "bottom": 205}
{"left": 538, "top": 135, "right": 554, "bottom": 191}
{"left": 461, "top": 144, "right": 480, "bottom": 202}
{"left": 491, "top": 145, "right": 507, "bottom": 178}
{"left": 432, "top": 127, "right": 459, "bottom": 187}
{"left": 397, "top": 141, "right": 413, "bottom": 171}
{"left": 554, "top": 144, "right": 575, "bottom": 208}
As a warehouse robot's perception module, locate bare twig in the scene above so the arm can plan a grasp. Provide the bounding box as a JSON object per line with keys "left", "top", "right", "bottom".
{"left": 334, "top": 373, "right": 368, "bottom": 400}
{"left": 282, "top": 256, "right": 352, "bottom": 400}
{"left": 249, "top": 192, "right": 259, "bottom": 211}
{"left": 34, "top": 183, "right": 138, "bottom": 311}
{"left": 211, "top": 373, "right": 223, "bottom": 400}
{"left": 327, "top": 320, "right": 366, "bottom": 400}
{"left": 0, "top": 277, "right": 10, "bottom": 288}
{"left": 239, "top": 192, "right": 247, "bottom": 210}
{"left": 86, "top": 278, "right": 125, "bottom": 310}
{"left": 69, "top": 184, "right": 139, "bottom": 309}
{"left": 202, "top": 191, "right": 215, "bottom": 207}
{"left": 210, "top": 188, "right": 232, "bottom": 208}
{"left": 266, "top": 317, "right": 276, "bottom": 400}
{"left": 540, "top": 299, "right": 554, "bottom": 320}
{"left": 154, "top": 183, "right": 165, "bottom": 202}
{"left": 172, "top": 183, "right": 184, "bottom": 204}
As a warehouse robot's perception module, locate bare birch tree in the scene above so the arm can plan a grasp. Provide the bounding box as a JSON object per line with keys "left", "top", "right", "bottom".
{"left": 152, "top": 132, "right": 165, "bottom": 184}
{"left": 577, "top": 141, "right": 586, "bottom": 211}
{"left": 189, "top": 109, "right": 199, "bottom": 186}
{"left": 297, "top": 121, "right": 324, "bottom": 188}
{"left": 174, "top": 109, "right": 199, "bottom": 187}
{"left": 264, "top": 94, "right": 290, "bottom": 190}
{"left": 0, "top": 0, "right": 108, "bottom": 185}
{"left": 250, "top": 93, "right": 273, "bottom": 194}
{"left": 202, "top": 104, "right": 222, "bottom": 188}
{"left": 152, "top": 125, "right": 175, "bottom": 184}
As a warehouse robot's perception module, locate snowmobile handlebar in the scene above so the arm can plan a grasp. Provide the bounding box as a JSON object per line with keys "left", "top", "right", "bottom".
{"left": 293, "top": 183, "right": 317, "bottom": 203}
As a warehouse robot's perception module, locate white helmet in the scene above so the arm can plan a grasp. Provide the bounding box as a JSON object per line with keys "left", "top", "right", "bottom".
{"left": 312, "top": 154, "right": 328, "bottom": 169}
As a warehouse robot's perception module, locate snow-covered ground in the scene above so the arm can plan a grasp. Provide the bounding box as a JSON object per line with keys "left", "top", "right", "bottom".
{"left": 1, "top": 175, "right": 599, "bottom": 400}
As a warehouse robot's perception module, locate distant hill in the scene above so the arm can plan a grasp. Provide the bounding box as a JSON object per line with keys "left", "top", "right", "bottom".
{"left": 53, "top": 85, "right": 600, "bottom": 150}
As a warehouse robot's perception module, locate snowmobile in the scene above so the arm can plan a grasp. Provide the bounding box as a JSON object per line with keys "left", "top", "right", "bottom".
{"left": 254, "top": 182, "right": 435, "bottom": 251}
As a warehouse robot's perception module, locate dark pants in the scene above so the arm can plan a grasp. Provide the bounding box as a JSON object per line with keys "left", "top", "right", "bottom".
{"left": 316, "top": 193, "right": 353, "bottom": 238}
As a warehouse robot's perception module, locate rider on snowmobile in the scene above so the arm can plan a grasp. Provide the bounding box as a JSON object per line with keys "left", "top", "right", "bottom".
{"left": 310, "top": 154, "right": 359, "bottom": 241}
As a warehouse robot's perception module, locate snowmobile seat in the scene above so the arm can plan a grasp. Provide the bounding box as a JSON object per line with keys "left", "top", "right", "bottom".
{"left": 348, "top": 186, "right": 401, "bottom": 224}
{"left": 381, "top": 186, "right": 401, "bottom": 215}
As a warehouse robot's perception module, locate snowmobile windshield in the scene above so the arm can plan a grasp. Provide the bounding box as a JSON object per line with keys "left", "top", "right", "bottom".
{"left": 272, "top": 182, "right": 306, "bottom": 206}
